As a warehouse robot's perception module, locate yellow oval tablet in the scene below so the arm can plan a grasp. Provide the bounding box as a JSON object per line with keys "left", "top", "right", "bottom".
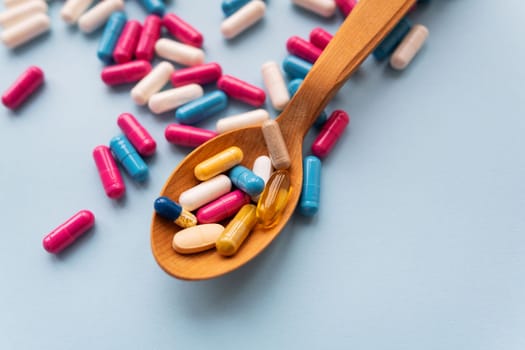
{"left": 172, "top": 224, "right": 225, "bottom": 254}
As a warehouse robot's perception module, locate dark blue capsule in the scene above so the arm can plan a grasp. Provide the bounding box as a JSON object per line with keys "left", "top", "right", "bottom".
{"left": 229, "top": 165, "right": 265, "bottom": 197}
{"left": 222, "top": 0, "right": 251, "bottom": 17}
{"left": 282, "top": 55, "right": 312, "bottom": 79}
{"left": 299, "top": 155, "right": 321, "bottom": 216}
{"left": 137, "top": 0, "right": 166, "bottom": 16}
{"left": 287, "top": 78, "right": 327, "bottom": 128}
{"left": 175, "top": 90, "right": 228, "bottom": 125}
{"left": 97, "top": 12, "right": 127, "bottom": 64}
{"left": 109, "top": 135, "right": 148, "bottom": 182}
{"left": 373, "top": 18, "right": 412, "bottom": 61}
{"left": 154, "top": 196, "right": 182, "bottom": 221}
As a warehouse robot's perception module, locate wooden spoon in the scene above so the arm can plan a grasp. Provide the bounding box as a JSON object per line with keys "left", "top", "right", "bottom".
{"left": 151, "top": 0, "right": 416, "bottom": 280}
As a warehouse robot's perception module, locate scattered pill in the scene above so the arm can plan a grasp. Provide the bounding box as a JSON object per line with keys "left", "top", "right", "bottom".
{"left": 172, "top": 224, "right": 225, "bottom": 254}
{"left": 299, "top": 155, "right": 321, "bottom": 216}
{"left": 261, "top": 119, "right": 291, "bottom": 170}
{"left": 175, "top": 90, "right": 228, "bottom": 125}
{"left": 221, "top": 0, "right": 251, "bottom": 17}
{"left": 390, "top": 24, "right": 429, "bottom": 70}
{"left": 171, "top": 62, "right": 222, "bottom": 87}
{"left": 335, "top": 0, "right": 356, "bottom": 17}
{"left": 60, "top": 0, "right": 93, "bottom": 24}
{"left": 117, "top": 113, "right": 157, "bottom": 157}
{"left": 137, "top": 0, "right": 165, "bottom": 16}
{"left": 0, "top": 0, "right": 48, "bottom": 28}
{"left": 148, "top": 83, "right": 204, "bottom": 114}
{"left": 2, "top": 65, "right": 44, "bottom": 110}
{"left": 164, "top": 124, "right": 218, "bottom": 148}
{"left": 78, "top": 0, "right": 125, "bottom": 34}
{"left": 101, "top": 60, "right": 152, "bottom": 86}
{"left": 217, "top": 74, "right": 266, "bottom": 107}
{"left": 179, "top": 174, "right": 232, "bottom": 211}
{"left": 261, "top": 61, "right": 290, "bottom": 111}
{"left": 113, "top": 20, "right": 142, "bottom": 64}
{"left": 220, "top": 0, "right": 266, "bottom": 39}
{"left": 256, "top": 169, "right": 291, "bottom": 228}
{"left": 92, "top": 145, "right": 126, "bottom": 199}
{"left": 196, "top": 189, "right": 251, "bottom": 224}
{"left": 373, "top": 17, "right": 412, "bottom": 61}
{"left": 292, "top": 0, "right": 337, "bottom": 18}
{"left": 131, "top": 61, "right": 174, "bottom": 105}
{"left": 282, "top": 55, "right": 312, "bottom": 79}
{"left": 0, "top": 12, "right": 49, "bottom": 49}
{"left": 4, "top": 0, "right": 39, "bottom": 8}
{"left": 311, "top": 109, "right": 349, "bottom": 158}
{"left": 309, "top": 27, "right": 332, "bottom": 49}
{"left": 155, "top": 38, "right": 205, "bottom": 67}
{"left": 135, "top": 15, "right": 161, "bottom": 61}
{"left": 229, "top": 165, "right": 265, "bottom": 197}
{"left": 154, "top": 196, "right": 197, "bottom": 228}
{"left": 216, "top": 109, "right": 269, "bottom": 134}
{"left": 194, "top": 146, "right": 244, "bottom": 181}
{"left": 286, "top": 36, "right": 322, "bottom": 63}
{"left": 42, "top": 210, "right": 95, "bottom": 254}
{"left": 163, "top": 13, "right": 203, "bottom": 48}
{"left": 109, "top": 135, "right": 149, "bottom": 182}
{"left": 97, "top": 11, "right": 127, "bottom": 64}
{"left": 216, "top": 204, "right": 257, "bottom": 256}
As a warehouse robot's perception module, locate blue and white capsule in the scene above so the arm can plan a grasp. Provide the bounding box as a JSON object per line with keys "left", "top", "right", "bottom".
{"left": 97, "top": 11, "right": 127, "bottom": 64}
{"left": 282, "top": 55, "right": 312, "bottom": 79}
{"left": 154, "top": 196, "right": 197, "bottom": 228}
{"left": 373, "top": 17, "right": 412, "bottom": 60}
{"left": 109, "top": 135, "right": 148, "bottom": 182}
{"left": 299, "top": 155, "right": 321, "bottom": 216}
{"left": 287, "top": 78, "right": 327, "bottom": 128}
{"left": 222, "top": 0, "right": 251, "bottom": 17}
{"left": 137, "top": 0, "right": 165, "bottom": 16}
{"left": 229, "top": 165, "right": 265, "bottom": 197}
{"left": 175, "top": 90, "right": 228, "bottom": 125}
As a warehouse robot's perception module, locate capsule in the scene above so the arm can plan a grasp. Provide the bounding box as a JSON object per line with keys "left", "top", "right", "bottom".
{"left": 43, "top": 210, "right": 95, "bottom": 254}
{"left": 221, "top": 0, "right": 251, "bottom": 17}
{"left": 135, "top": 15, "right": 161, "bottom": 61}
{"left": 220, "top": 0, "right": 266, "bottom": 39}
{"left": 137, "top": 0, "right": 165, "bottom": 16}
{"left": 299, "top": 155, "right": 321, "bottom": 216}
{"left": 216, "top": 204, "right": 257, "bottom": 256}
{"left": 390, "top": 24, "right": 429, "bottom": 70}
{"left": 109, "top": 135, "right": 149, "bottom": 182}
{"left": 172, "top": 224, "right": 225, "bottom": 254}
{"left": 373, "top": 17, "right": 412, "bottom": 61}
{"left": 60, "top": 0, "right": 94, "bottom": 24}
{"left": 131, "top": 61, "right": 174, "bottom": 105}
{"left": 117, "top": 113, "right": 157, "bottom": 157}
{"left": 112, "top": 20, "right": 142, "bottom": 64}
{"left": 0, "top": 12, "right": 49, "bottom": 49}
{"left": 175, "top": 90, "right": 228, "bottom": 125}
{"left": 311, "top": 110, "right": 349, "bottom": 158}
{"left": 287, "top": 78, "right": 327, "bottom": 128}
{"left": 196, "top": 189, "right": 251, "bottom": 224}
{"left": 292, "top": 0, "right": 336, "bottom": 18}
{"left": 217, "top": 75, "right": 265, "bottom": 107}
{"left": 101, "top": 60, "right": 152, "bottom": 86}
{"left": 309, "top": 27, "right": 332, "bottom": 50}
{"left": 335, "top": 0, "right": 356, "bottom": 17}
{"left": 261, "top": 119, "right": 291, "bottom": 170}
{"left": 78, "top": 0, "right": 124, "bottom": 34}
{"left": 97, "top": 12, "right": 127, "bottom": 64}
{"left": 282, "top": 55, "right": 312, "bottom": 79}
{"left": 5, "top": 0, "right": 41, "bottom": 8}
{"left": 286, "top": 36, "right": 322, "bottom": 64}
{"left": 216, "top": 109, "right": 269, "bottom": 134}
{"left": 252, "top": 155, "right": 272, "bottom": 185}
{"left": 194, "top": 146, "right": 243, "bottom": 181}
{"left": 2, "top": 66, "right": 44, "bottom": 110}
{"left": 148, "top": 84, "right": 204, "bottom": 114}
{"left": 163, "top": 13, "right": 203, "bottom": 48}
{"left": 154, "top": 196, "right": 197, "bottom": 228}
{"left": 179, "top": 174, "right": 232, "bottom": 211}
{"left": 171, "top": 62, "right": 222, "bottom": 87}
{"left": 229, "top": 165, "right": 265, "bottom": 197}
{"left": 261, "top": 61, "right": 290, "bottom": 111}
{"left": 165, "top": 124, "right": 217, "bottom": 148}
{"left": 92, "top": 145, "right": 125, "bottom": 199}
{"left": 0, "top": 0, "right": 48, "bottom": 28}
{"left": 154, "top": 38, "right": 205, "bottom": 67}
{"left": 256, "top": 170, "right": 291, "bottom": 228}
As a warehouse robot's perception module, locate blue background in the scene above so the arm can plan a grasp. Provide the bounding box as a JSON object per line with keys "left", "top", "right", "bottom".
{"left": 1, "top": 0, "right": 524, "bottom": 349}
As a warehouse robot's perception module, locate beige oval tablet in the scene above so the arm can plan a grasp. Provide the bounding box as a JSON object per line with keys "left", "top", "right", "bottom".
{"left": 172, "top": 224, "right": 225, "bottom": 254}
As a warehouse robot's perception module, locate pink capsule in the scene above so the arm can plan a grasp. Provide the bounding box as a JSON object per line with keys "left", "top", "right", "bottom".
{"left": 311, "top": 110, "right": 350, "bottom": 158}
{"left": 165, "top": 124, "right": 217, "bottom": 148}
{"left": 196, "top": 189, "right": 251, "bottom": 224}
{"left": 113, "top": 20, "right": 142, "bottom": 64}
{"left": 101, "top": 60, "right": 152, "bottom": 86}
{"left": 117, "top": 113, "right": 157, "bottom": 156}
{"left": 286, "top": 36, "right": 322, "bottom": 63}
{"left": 162, "top": 13, "right": 203, "bottom": 48}
{"left": 2, "top": 66, "right": 44, "bottom": 110}
{"left": 171, "top": 62, "right": 222, "bottom": 87}
{"left": 93, "top": 145, "right": 126, "bottom": 199}
{"left": 217, "top": 75, "right": 266, "bottom": 107}
{"left": 309, "top": 27, "right": 333, "bottom": 50}
{"left": 42, "top": 210, "right": 95, "bottom": 254}
{"left": 135, "top": 15, "right": 161, "bottom": 61}
{"left": 335, "top": 0, "right": 357, "bottom": 17}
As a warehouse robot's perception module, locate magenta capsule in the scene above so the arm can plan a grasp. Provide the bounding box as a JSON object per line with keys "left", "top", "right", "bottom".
{"left": 113, "top": 20, "right": 142, "bottom": 64}
{"left": 101, "top": 60, "right": 152, "bottom": 86}
{"left": 335, "top": 0, "right": 357, "bottom": 17}
{"left": 171, "top": 62, "right": 222, "bottom": 87}
{"left": 309, "top": 27, "right": 333, "bottom": 50}
{"left": 117, "top": 113, "right": 157, "bottom": 156}
{"left": 286, "top": 36, "right": 322, "bottom": 63}
{"left": 135, "top": 15, "right": 161, "bottom": 61}
{"left": 42, "top": 210, "right": 95, "bottom": 254}
{"left": 162, "top": 13, "right": 203, "bottom": 48}
{"left": 165, "top": 124, "right": 217, "bottom": 148}
{"left": 2, "top": 66, "right": 44, "bottom": 110}
{"left": 196, "top": 189, "right": 251, "bottom": 224}
{"left": 93, "top": 145, "right": 126, "bottom": 199}
{"left": 217, "top": 75, "right": 266, "bottom": 107}
{"left": 311, "top": 110, "right": 350, "bottom": 158}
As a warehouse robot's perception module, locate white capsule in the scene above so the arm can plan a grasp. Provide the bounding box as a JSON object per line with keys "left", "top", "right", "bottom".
{"left": 60, "top": 0, "right": 95, "bottom": 24}
{"left": 179, "top": 175, "right": 232, "bottom": 211}
{"left": 292, "top": 0, "right": 336, "bottom": 18}
{"left": 131, "top": 61, "right": 174, "bottom": 106}
{"left": 155, "top": 38, "right": 205, "bottom": 67}
{"left": 220, "top": 0, "right": 266, "bottom": 39}
{"left": 148, "top": 84, "right": 204, "bottom": 114}
{"left": 216, "top": 109, "right": 269, "bottom": 134}
{"left": 0, "top": 12, "right": 49, "bottom": 49}
{"left": 390, "top": 24, "right": 429, "bottom": 70}
{"left": 3, "top": 0, "right": 37, "bottom": 8}
{"left": 261, "top": 61, "right": 290, "bottom": 111}
{"left": 172, "top": 223, "right": 225, "bottom": 254}
{"left": 77, "top": 0, "right": 124, "bottom": 33}
{"left": 261, "top": 119, "right": 291, "bottom": 170}
{"left": 252, "top": 155, "right": 273, "bottom": 185}
{"left": 0, "top": 0, "right": 47, "bottom": 28}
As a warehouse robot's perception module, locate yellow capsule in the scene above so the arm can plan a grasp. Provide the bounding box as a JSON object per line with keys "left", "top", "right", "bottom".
{"left": 194, "top": 146, "right": 243, "bottom": 181}
{"left": 216, "top": 204, "right": 257, "bottom": 256}
{"left": 256, "top": 170, "right": 291, "bottom": 228}
{"left": 174, "top": 209, "right": 198, "bottom": 228}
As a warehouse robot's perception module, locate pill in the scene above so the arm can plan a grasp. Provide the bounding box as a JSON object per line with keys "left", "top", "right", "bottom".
{"left": 175, "top": 90, "right": 228, "bottom": 125}
{"left": 216, "top": 109, "right": 269, "bottom": 134}
{"left": 42, "top": 210, "right": 95, "bottom": 254}
{"left": 2, "top": 66, "right": 44, "bottom": 110}
{"left": 4, "top": 0, "right": 38, "bottom": 8}
{"left": 101, "top": 60, "right": 152, "bottom": 86}
{"left": 164, "top": 124, "right": 217, "bottom": 148}
{"left": 373, "top": 17, "right": 412, "bottom": 61}
{"left": 311, "top": 110, "right": 349, "bottom": 158}
{"left": 148, "top": 83, "right": 204, "bottom": 114}
{"left": 220, "top": 0, "right": 265, "bottom": 39}
{"left": 163, "top": 13, "right": 203, "bottom": 48}
{"left": 216, "top": 204, "right": 257, "bottom": 256}
{"left": 292, "top": 0, "right": 337, "bottom": 18}
{"left": 229, "top": 165, "right": 265, "bottom": 197}
{"left": 171, "top": 62, "right": 222, "bottom": 87}
{"left": 390, "top": 24, "right": 429, "bottom": 70}
{"left": 155, "top": 38, "right": 205, "bottom": 67}
{"left": 287, "top": 78, "right": 327, "bottom": 128}
{"left": 154, "top": 196, "right": 197, "bottom": 228}
{"left": 0, "top": 0, "right": 48, "bottom": 28}
{"left": 261, "top": 61, "right": 290, "bottom": 111}
{"left": 286, "top": 36, "right": 322, "bottom": 64}
{"left": 97, "top": 11, "right": 127, "bottom": 64}
{"left": 217, "top": 74, "right": 265, "bottom": 107}
{"left": 172, "top": 224, "right": 225, "bottom": 254}
{"left": 60, "top": 0, "right": 93, "bottom": 24}
{"left": 299, "top": 155, "right": 321, "bottom": 216}
{"left": 0, "top": 12, "right": 49, "bottom": 49}
{"left": 92, "top": 145, "right": 125, "bottom": 199}
{"left": 252, "top": 155, "right": 272, "bottom": 185}
{"left": 221, "top": 0, "right": 251, "bottom": 17}
{"left": 113, "top": 20, "right": 142, "bottom": 64}
{"left": 309, "top": 27, "right": 332, "bottom": 49}
{"left": 117, "top": 113, "right": 157, "bottom": 157}
{"left": 137, "top": 0, "right": 165, "bottom": 16}
{"left": 256, "top": 170, "right": 291, "bottom": 228}
{"left": 179, "top": 174, "right": 232, "bottom": 211}
{"left": 282, "top": 55, "right": 312, "bottom": 79}
{"left": 335, "top": 0, "right": 356, "bottom": 17}
{"left": 135, "top": 15, "right": 161, "bottom": 61}
{"left": 196, "top": 189, "right": 251, "bottom": 224}
{"left": 78, "top": 0, "right": 124, "bottom": 34}
{"left": 109, "top": 135, "right": 149, "bottom": 182}
{"left": 131, "top": 61, "right": 174, "bottom": 105}
{"left": 261, "top": 119, "right": 291, "bottom": 170}
{"left": 194, "top": 146, "right": 244, "bottom": 181}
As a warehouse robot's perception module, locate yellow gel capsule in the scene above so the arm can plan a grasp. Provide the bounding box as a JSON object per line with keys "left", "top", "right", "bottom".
{"left": 216, "top": 204, "right": 257, "bottom": 256}
{"left": 194, "top": 146, "right": 243, "bottom": 181}
{"left": 256, "top": 170, "right": 291, "bottom": 228}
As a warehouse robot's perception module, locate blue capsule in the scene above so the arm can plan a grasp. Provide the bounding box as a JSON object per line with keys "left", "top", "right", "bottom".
{"left": 222, "top": 0, "right": 251, "bottom": 17}
{"left": 282, "top": 55, "right": 312, "bottom": 79}
{"left": 175, "top": 90, "right": 228, "bottom": 125}
{"left": 373, "top": 18, "right": 412, "bottom": 61}
{"left": 137, "top": 0, "right": 165, "bottom": 16}
{"left": 229, "top": 165, "right": 265, "bottom": 197}
{"left": 97, "top": 12, "right": 127, "bottom": 64}
{"left": 299, "top": 155, "right": 321, "bottom": 216}
{"left": 287, "top": 78, "right": 327, "bottom": 128}
{"left": 109, "top": 135, "right": 148, "bottom": 182}
{"left": 154, "top": 196, "right": 182, "bottom": 220}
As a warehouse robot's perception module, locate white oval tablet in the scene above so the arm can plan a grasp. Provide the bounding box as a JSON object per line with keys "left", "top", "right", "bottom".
{"left": 172, "top": 223, "right": 225, "bottom": 254}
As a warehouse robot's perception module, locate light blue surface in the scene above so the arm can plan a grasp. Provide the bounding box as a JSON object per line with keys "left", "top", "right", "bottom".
{"left": 1, "top": 1, "right": 525, "bottom": 349}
